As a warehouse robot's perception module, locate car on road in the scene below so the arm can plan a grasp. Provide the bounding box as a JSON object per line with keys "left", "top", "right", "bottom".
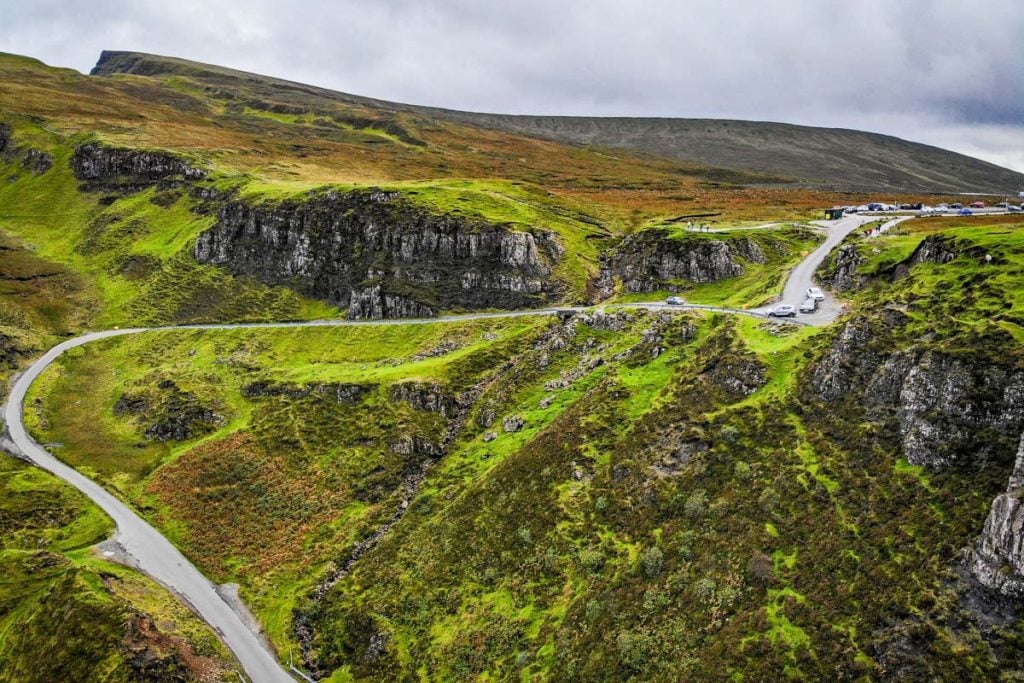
{"left": 951, "top": 203, "right": 963, "bottom": 209}
{"left": 1010, "top": 205, "right": 1022, "bottom": 213}
{"left": 996, "top": 202, "right": 1008, "bottom": 208}
{"left": 768, "top": 304, "right": 796, "bottom": 318}
{"left": 959, "top": 208, "right": 973, "bottom": 215}
{"left": 799, "top": 298, "right": 818, "bottom": 314}
{"left": 971, "top": 201, "right": 986, "bottom": 209}
{"left": 806, "top": 287, "right": 825, "bottom": 301}
{"left": 665, "top": 296, "right": 685, "bottom": 305}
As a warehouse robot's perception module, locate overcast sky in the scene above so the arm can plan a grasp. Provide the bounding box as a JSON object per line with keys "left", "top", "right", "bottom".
{"left": 4, "top": 0, "right": 1023, "bottom": 173}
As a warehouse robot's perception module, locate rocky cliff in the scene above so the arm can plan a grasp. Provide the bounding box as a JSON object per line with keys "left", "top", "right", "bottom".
{"left": 595, "top": 229, "right": 765, "bottom": 296}
{"left": 808, "top": 315, "right": 1024, "bottom": 470}
{"left": 1, "top": 122, "right": 53, "bottom": 175}
{"left": 969, "top": 435, "right": 1024, "bottom": 597}
{"left": 70, "top": 142, "right": 206, "bottom": 189}
{"left": 193, "top": 189, "right": 564, "bottom": 318}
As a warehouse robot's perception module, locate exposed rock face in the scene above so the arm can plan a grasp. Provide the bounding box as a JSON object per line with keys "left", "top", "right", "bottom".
{"left": 390, "top": 382, "right": 457, "bottom": 416}
{"left": 969, "top": 435, "right": 1024, "bottom": 597}
{"left": 819, "top": 243, "right": 863, "bottom": 292}
{"left": 596, "top": 229, "right": 765, "bottom": 296}
{"left": 19, "top": 149, "right": 53, "bottom": 174}
{"left": 0, "top": 124, "right": 53, "bottom": 175}
{"left": 348, "top": 285, "right": 435, "bottom": 320}
{"left": 909, "top": 235, "right": 959, "bottom": 266}
{"left": 115, "top": 380, "right": 223, "bottom": 442}
{"left": 193, "top": 189, "right": 563, "bottom": 318}
{"left": 241, "top": 381, "right": 375, "bottom": 405}
{"left": 809, "top": 318, "right": 1024, "bottom": 469}
{"left": 865, "top": 351, "right": 1024, "bottom": 468}
{"left": 70, "top": 143, "right": 206, "bottom": 187}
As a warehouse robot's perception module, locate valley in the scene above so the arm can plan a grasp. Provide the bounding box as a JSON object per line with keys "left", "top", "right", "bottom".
{"left": 1, "top": 48, "right": 1024, "bottom": 682}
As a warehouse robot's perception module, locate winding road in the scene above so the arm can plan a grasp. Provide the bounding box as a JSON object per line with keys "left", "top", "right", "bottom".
{"left": 0, "top": 213, "right": 877, "bottom": 681}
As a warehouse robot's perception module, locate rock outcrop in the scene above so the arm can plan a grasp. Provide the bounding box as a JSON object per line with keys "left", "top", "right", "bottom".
{"left": 969, "top": 435, "right": 1024, "bottom": 597}
{"left": 71, "top": 143, "right": 206, "bottom": 188}
{"left": 1, "top": 124, "right": 53, "bottom": 175}
{"left": 115, "top": 380, "right": 223, "bottom": 442}
{"left": 819, "top": 243, "right": 863, "bottom": 292}
{"left": 596, "top": 229, "right": 765, "bottom": 296}
{"left": 193, "top": 189, "right": 564, "bottom": 318}
{"left": 809, "top": 317, "right": 1024, "bottom": 469}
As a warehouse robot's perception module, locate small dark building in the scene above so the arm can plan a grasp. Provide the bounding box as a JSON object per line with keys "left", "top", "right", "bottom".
{"left": 824, "top": 208, "right": 845, "bottom": 220}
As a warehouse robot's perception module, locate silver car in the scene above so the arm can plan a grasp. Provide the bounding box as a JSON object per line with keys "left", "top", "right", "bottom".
{"left": 768, "top": 304, "right": 796, "bottom": 318}
{"left": 806, "top": 287, "right": 825, "bottom": 301}
{"left": 665, "top": 296, "right": 685, "bottom": 305}
{"left": 799, "top": 298, "right": 818, "bottom": 313}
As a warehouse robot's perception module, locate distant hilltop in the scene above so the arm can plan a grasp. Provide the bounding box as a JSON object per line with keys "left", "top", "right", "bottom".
{"left": 91, "top": 50, "right": 1024, "bottom": 194}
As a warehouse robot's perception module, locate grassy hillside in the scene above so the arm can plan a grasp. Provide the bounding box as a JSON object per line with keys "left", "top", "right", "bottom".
{"left": 91, "top": 50, "right": 1024, "bottom": 195}
{"left": 0, "top": 456, "right": 237, "bottom": 682}
{"left": 25, "top": 212, "right": 1024, "bottom": 678}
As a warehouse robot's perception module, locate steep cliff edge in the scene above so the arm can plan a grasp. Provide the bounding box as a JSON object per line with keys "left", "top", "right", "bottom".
{"left": 193, "top": 189, "right": 565, "bottom": 318}
{"left": 595, "top": 228, "right": 766, "bottom": 296}
{"left": 969, "top": 435, "right": 1024, "bottom": 597}
{"left": 71, "top": 142, "right": 207, "bottom": 190}
{"left": 808, "top": 315, "right": 1024, "bottom": 469}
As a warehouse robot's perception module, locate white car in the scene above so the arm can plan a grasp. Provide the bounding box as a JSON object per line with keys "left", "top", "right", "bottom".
{"left": 806, "top": 287, "right": 825, "bottom": 301}
{"left": 768, "top": 304, "right": 796, "bottom": 318}
{"left": 799, "top": 298, "right": 818, "bottom": 313}
{"left": 665, "top": 296, "right": 685, "bottom": 305}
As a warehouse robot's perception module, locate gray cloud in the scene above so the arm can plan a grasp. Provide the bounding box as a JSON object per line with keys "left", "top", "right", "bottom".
{"left": 2, "top": 0, "right": 1022, "bottom": 172}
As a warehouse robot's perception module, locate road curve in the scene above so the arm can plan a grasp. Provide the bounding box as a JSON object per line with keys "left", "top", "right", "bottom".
{"left": 757, "top": 214, "right": 910, "bottom": 324}
{"left": 3, "top": 330, "right": 295, "bottom": 683}
{"left": 2, "top": 229, "right": 859, "bottom": 679}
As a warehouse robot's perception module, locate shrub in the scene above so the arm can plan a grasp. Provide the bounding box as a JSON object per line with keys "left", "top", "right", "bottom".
{"left": 694, "top": 577, "right": 717, "bottom": 604}
{"left": 579, "top": 548, "right": 606, "bottom": 574}
{"left": 684, "top": 489, "right": 708, "bottom": 519}
{"left": 734, "top": 461, "right": 752, "bottom": 482}
{"left": 641, "top": 546, "right": 664, "bottom": 578}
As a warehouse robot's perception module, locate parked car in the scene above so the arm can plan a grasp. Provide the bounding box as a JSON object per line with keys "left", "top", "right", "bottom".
{"left": 971, "top": 201, "right": 986, "bottom": 208}
{"left": 1009, "top": 205, "right": 1022, "bottom": 213}
{"left": 996, "top": 202, "right": 1008, "bottom": 208}
{"left": 799, "top": 298, "right": 818, "bottom": 313}
{"left": 665, "top": 296, "right": 685, "bottom": 305}
{"left": 951, "top": 203, "right": 963, "bottom": 209}
{"left": 806, "top": 287, "right": 825, "bottom": 301}
{"left": 937, "top": 203, "right": 949, "bottom": 210}
{"left": 768, "top": 304, "right": 796, "bottom": 318}
{"left": 959, "top": 208, "right": 973, "bottom": 215}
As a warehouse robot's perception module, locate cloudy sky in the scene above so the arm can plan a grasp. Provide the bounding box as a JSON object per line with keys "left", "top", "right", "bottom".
{"left": 4, "top": 0, "right": 1023, "bottom": 172}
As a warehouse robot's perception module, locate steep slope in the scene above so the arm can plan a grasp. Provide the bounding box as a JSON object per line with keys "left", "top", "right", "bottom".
{"left": 25, "top": 215, "right": 1024, "bottom": 680}
{"left": 91, "top": 50, "right": 1024, "bottom": 194}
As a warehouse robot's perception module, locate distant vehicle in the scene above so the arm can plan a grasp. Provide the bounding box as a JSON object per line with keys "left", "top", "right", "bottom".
{"left": 971, "top": 201, "right": 986, "bottom": 208}
{"left": 1009, "top": 205, "right": 1022, "bottom": 213}
{"left": 867, "top": 203, "right": 885, "bottom": 211}
{"left": 937, "top": 203, "right": 949, "bottom": 209}
{"left": 898, "top": 203, "right": 913, "bottom": 210}
{"left": 912, "top": 203, "right": 924, "bottom": 210}
{"left": 806, "top": 287, "right": 825, "bottom": 301}
{"left": 996, "top": 202, "right": 1008, "bottom": 208}
{"left": 665, "top": 296, "right": 685, "bottom": 305}
{"left": 768, "top": 304, "right": 796, "bottom": 318}
{"left": 799, "top": 298, "right": 819, "bottom": 313}
{"left": 959, "top": 208, "right": 973, "bottom": 215}
{"left": 951, "top": 203, "right": 963, "bottom": 209}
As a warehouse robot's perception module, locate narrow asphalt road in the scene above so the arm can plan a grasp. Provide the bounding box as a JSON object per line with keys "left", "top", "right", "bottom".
{"left": 0, "top": 216, "right": 874, "bottom": 680}
{"left": 754, "top": 214, "right": 911, "bottom": 324}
